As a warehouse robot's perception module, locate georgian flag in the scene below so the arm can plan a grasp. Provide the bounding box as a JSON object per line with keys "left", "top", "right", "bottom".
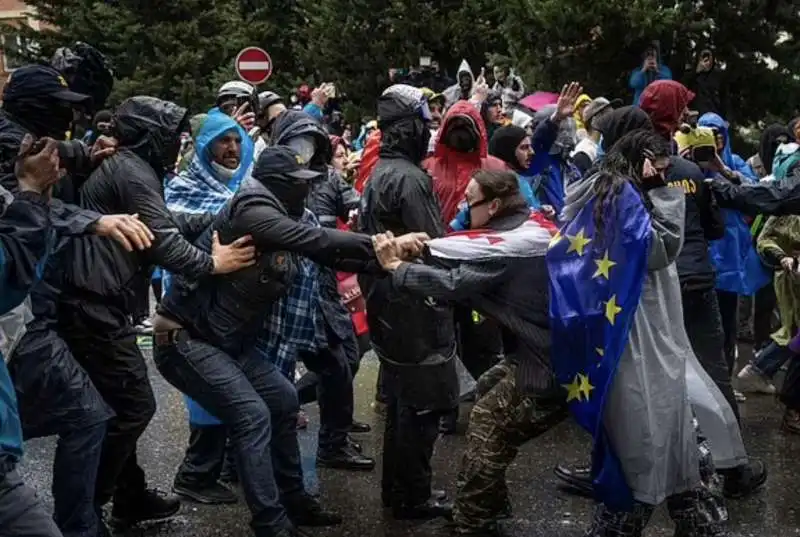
{"left": 427, "top": 211, "right": 557, "bottom": 261}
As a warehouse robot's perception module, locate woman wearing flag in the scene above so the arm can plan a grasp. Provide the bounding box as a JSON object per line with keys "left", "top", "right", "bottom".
{"left": 548, "top": 129, "right": 730, "bottom": 536}
{"left": 371, "top": 169, "right": 568, "bottom": 537}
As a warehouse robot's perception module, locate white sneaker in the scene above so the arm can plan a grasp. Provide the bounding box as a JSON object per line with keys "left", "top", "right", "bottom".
{"left": 737, "top": 364, "right": 777, "bottom": 394}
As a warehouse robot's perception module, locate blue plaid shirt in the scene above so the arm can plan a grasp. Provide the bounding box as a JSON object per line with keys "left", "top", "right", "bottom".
{"left": 255, "top": 210, "right": 327, "bottom": 379}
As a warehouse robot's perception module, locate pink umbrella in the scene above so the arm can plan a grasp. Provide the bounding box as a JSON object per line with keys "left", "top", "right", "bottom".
{"left": 518, "top": 91, "right": 559, "bottom": 112}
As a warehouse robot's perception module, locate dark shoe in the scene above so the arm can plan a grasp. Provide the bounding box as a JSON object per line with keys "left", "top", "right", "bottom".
{"left": 455, "top": 524, "right": 515, "bottom": 537}
{"left": 318, "top": 445, "right": 376, "bottom": 471}
{"left": 383, "top": 488, "right": 448, "bottom": 508}
{"left": 350, "top": 420, "right": 372, "bottom": 433}
{"left": 553, "top": 464, "right": 593, "bottom": 496}
{"left": 267, "top": 526, "right": 312, "bottom": 537}
{"left": 172, "top": 479, "right": 238, "bottom": 504}
{"left": 783, "top": 409, "right": 800, "bottom": 434}
{"left": 392, "top": 499, "right": 454, "bottom": 521}
{"left": 721, "top": 459, "right": 768, "bottom": 499}
{"left": 111, "top": 488, "right": 180, "bottom": 528}
{"left": 285, "top": 494, "right": 343, "bottom": 527}
{"left": 347, "top": 435, "right": 363, "bottom": 453}
{"left": 219, "top": 466, "right": 239, "bottom": 485}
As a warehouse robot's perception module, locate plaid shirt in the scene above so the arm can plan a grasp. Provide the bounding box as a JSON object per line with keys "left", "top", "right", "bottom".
{"left": 255, "top": 209, "right": 327, "bottom": 379}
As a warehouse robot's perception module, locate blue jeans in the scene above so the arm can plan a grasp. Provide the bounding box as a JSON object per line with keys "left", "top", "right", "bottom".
{"left": 154, "top": 331, "right": 303, "bottom": 535}
{"left": 0, "top": 469, "right": 62, "bottom": 537}
{"left": 751, "top": 341, "right": 794, "bottom": 379}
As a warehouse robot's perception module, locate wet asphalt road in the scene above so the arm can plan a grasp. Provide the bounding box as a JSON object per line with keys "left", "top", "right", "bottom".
{"left": 19, "top": 344, "right": 800, "bottom": 537}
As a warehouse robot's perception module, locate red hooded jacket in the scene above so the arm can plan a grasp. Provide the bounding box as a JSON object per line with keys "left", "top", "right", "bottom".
{"left": 423, "top": 101, "right": 508, "bottom": 225}
{"left": 354, "top": 129, "right": 382, "bottom": 194}
{"left": 639, "top": 80, "right": 695, "bottom": 140}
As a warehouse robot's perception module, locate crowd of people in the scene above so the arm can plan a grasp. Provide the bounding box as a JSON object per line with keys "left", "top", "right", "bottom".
{"left": 1, "top": 39, "right": 800, "bottom": 537}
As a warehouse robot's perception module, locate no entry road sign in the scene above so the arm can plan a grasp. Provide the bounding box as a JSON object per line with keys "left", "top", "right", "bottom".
{"left": 235, "top": 47, "right": 272, "bottom": 85}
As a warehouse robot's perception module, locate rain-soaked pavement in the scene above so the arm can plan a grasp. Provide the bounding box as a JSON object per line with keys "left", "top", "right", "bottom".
{"left": 19, "top": 343, "right": 800, "bottom": 537}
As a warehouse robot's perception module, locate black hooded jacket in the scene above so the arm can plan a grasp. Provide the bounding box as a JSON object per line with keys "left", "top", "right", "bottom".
{"left": 61, "top": 97, "right": 214, "bottom": 330}
{"left": 271, "top": 109, "right": 332, "bottom": 169}
{"left": 359, "top": 94, "right": 456, "bottom": 370}
{"left": 159, "top": 152, "right": 377, "bottom": 355}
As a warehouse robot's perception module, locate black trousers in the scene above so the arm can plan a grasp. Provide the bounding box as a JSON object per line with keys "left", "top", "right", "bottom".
{"left": 175, "top": 424, "right": 227, "bottom": 486}
{"left": 682, "top": 288, "right": 740, "bottom": 422}
{"left": 715, "top": 290, "right": 739, "bottom": 376}
{"left": 754, "top": 284, "right": 777, "bottom": 351}
{"left": 62, "top": 330, "right": 157, "bottom": 506}
{"left": 296, "top": 340, "right": 355, "bottom": 453}
{"left": 781, "top": 356, "right": 800, "bottom": 412}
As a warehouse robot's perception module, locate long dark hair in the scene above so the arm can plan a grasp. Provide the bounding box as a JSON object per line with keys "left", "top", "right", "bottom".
{"left": 591, "top": 129, "right": 671, "bottom": 241}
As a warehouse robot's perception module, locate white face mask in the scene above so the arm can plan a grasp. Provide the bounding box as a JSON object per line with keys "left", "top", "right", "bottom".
{"left": 210, "top": 161, "right": 237, "bottom": 181}
{"left": 286, "top": 135, "right": 317, "bottom": 165}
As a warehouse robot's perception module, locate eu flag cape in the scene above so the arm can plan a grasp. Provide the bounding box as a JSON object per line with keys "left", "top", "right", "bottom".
{"left": 546, "top": 182, "right": 652, "bottom": 511}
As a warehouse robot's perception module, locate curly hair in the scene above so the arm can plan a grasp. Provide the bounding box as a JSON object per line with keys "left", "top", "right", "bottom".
{"left": 590, "top": 129, "right": 671, "bottom": 242}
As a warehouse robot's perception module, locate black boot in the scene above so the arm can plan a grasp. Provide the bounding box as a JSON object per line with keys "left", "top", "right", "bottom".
{"left": 350, "top": 420, "right": 372, "bottom": 433}
{"left": 284, "top": 493, "right": 342, "bottom": 527}
{"left": 720, "top": 459, "right": 767, "bottom": 499}
{"left": 172, "top": 476, "right": 238, "bottom": 504}
{"left": 382, "top": 488, "right": 448, "bottom": 508}
{"left": 553, "top": 464, "right": 593, "bottom": 496}
{"left": 318, "top": 444, "right": 376, "bottom": 471}
{"left": 110, "top": 488, "right": 181, "bottom": 528}
{"left": 392, "top": 498, "right": 453, "bottom": 521}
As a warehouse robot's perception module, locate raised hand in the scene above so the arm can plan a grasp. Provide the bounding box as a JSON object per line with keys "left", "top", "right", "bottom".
{"left": 553, "top": 81, "right": 584, "bottom": 122}
{"left": 15, "top": 134, "right": 61, "bottom": 197}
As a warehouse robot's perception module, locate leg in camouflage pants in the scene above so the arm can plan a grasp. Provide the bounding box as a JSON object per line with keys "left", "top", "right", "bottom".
{"left": 453, "top": 360, "right": 568, "bottom": 534}
{"left": 585, "top": 419, "right": 730, "bottom": 537}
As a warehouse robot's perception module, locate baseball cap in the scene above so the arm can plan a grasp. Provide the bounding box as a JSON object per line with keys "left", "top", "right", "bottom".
{"left": 256, "top": 145, "right": 322, "bottom": 181}
{"left": 3, "top": 64, "right": 91, "bottom": 104}
{"left": 583, "top": 97, "right": 623, "bottom": 129}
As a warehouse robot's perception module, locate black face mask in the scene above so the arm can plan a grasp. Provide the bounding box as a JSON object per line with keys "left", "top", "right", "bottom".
{"left": 444, "top": 125, "right": 479, "bottom": 153}
{"left": 267, "top": 178, "right": 311, "bottom": 218}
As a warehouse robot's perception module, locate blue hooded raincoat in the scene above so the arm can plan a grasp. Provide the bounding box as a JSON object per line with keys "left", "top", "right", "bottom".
{"left": 698, "top": 113, "right": 770, "bottom": 295}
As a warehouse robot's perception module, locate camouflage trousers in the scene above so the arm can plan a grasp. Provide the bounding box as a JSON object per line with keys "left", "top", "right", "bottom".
{"left": 585, "top": 419, "right": 730, "bottom": 537}
{"left": 453, "top": 360, "right": 568, "bottom": 533}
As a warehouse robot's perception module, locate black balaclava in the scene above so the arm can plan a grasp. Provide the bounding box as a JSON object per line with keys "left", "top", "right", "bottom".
{"left": 442, "top": 116, "right": 480, "bottom": 153}
{"left": 4, "top": 96, "right": 73, "bottom": 139}
{"left": 489, "top": 125, "right": 528, "bottom": 172}
{"left": 597, "top": 106, "right": 654, "bottom": 152}
{"left": 267, "top": 178, "right": 311, "bottom": 219}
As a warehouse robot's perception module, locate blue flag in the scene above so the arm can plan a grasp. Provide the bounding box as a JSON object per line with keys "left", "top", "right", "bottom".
{"left": 546, "top": 182, "right": 652, "bottom": 511}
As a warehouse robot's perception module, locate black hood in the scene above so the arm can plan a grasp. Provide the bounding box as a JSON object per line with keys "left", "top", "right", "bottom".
{"left": 377, "top": 94, "right": 429, "bottom": 164}
{"left": 271, "top": 109, "right": 332, "bottom": 171}
{"left": 760, "top": 124, "right": 793, "bottom": 175}
{"left": 112, "top": 96, "right": 188, "bottom": 175}
{"left": 489, "top": 125, "right": 528, "bottom": 172}
{"left": 597, "top": 106, "right": 654, "bottom": 152}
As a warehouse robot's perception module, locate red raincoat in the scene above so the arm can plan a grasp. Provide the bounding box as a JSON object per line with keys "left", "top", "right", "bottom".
{"left": 423, "top": 101, "right": 508, "bottom": 226}
{"left": 639, "top": 80, "right": 695, "bottom": 140}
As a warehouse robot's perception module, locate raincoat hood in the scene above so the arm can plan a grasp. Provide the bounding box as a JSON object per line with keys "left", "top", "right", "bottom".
{"left": 574, "top": 94, "right": 592, "bottom": 131}
{"left": 597, "top": 106, "right": 654, "bottom": 152}
{"left": 435, "top": 101, "right": 488, "bottom": 159}
{"left": 192, "top": 108, "right": 254, "bottom": 190}
{"left": 425, "top": 100, "right": 507, "bottom": 225}
{"left": 697, "top": 112, "right": 734, "bottom": 168}
{"left": 639, "top": 81, "right": 695, "bottom": 140}
{"left": 378, "top": 89, "right": 430, "bottom": 165}
{"left": 456, "top": 59, "right": 475, "bottom": 86}
{"left": 112, "top": 96, "right": 188, "bottom": 175}
{"left": 271, "top": 108, "right": 332, "bottom": 170}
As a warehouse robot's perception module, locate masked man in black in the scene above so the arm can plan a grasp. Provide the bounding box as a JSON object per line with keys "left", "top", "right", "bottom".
{"left": 151, "top": 145, "right": 426, "bottom": 537}
{"left": 57, "top": 96, "right": 254, "bottom": 529}
{"left": 0, "top": 65, "right": 155, "bottom": 537}
{"left": 272, "top": 109, "right": 375, "bottom": 470}
{"left": 359, "top": 84, "right": 458, "bottom": 520}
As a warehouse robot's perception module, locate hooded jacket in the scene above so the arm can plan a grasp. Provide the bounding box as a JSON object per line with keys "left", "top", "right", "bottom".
{"left": 271, "top": 108, "right": 332, "bottom": 170}
{"left": 689, "top": 59, "right": 725, "bottom": 117}
{"left": 443, "top": 59, "right": 475, "bottom": 109}
{"left": 160, "top": 150, "right": 377, "bottom": 355}
{"left": 525, "top": 108, "right": 574, "bottom": 214}
{"left": 488, "top": 125, "right": 541, "bottom": 208}
{"left": 759, "top": 124, "right": 793, "bottom": 177}
{"left": 639, "top": 84, "right": 724, "bottom": 290}
{"left": 62, "top": 96, "right": 216, "bottom": 331}
{"left": 698, "top": 113, "right": 770, "bottom": 296}
{"left": 629, "top": 47, "right": 673, "bottom": 105}
{"left": 359, "top": 92, "right": 457, "bottom": 402}
{"left": 424, "top": 101, "right": 508, "bottom": 225}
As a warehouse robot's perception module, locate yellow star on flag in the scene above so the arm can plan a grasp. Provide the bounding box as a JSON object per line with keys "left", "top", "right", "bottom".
{"left": 577, "top": 373, "right": 595, "bottom": 400}
{"left": 566, "top": 228, "right": 592, "bottom": 256}
{"left": 604, "top": 295, "right": 622, "bottom": 325}
{"left": 596, "top": 347, "right": 605, "bottom": 367}
{"left": 593, "top": 250, "right": 617, "bottom": 280}
{"left": 562, "top": 375, "right": 582, "bottom": 403}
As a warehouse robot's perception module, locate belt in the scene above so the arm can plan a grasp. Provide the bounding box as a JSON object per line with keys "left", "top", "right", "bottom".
{"left": 153, "top": 329, "right": 185, "bottom": 348}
